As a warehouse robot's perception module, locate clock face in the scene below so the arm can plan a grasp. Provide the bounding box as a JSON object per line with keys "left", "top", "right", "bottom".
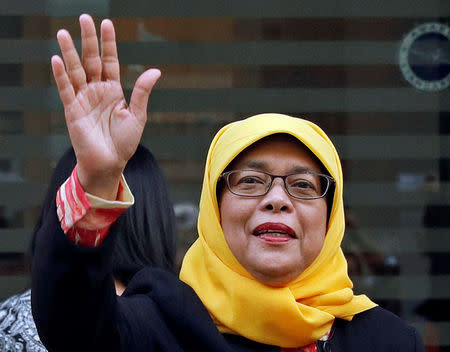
{"left": 399, "top": 22, "right": 449, "bottom": 92}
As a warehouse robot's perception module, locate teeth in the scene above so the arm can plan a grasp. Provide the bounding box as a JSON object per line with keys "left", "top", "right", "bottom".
{"left": 259, "top": 231, "right": 288, "bottom": 236}
{"left": 254, "top": 229, "right": 295, "bottom": 238}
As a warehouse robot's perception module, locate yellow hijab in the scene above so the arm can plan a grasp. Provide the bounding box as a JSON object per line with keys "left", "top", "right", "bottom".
{"left": 179, "top": 113, "right": 376, "bottom": 347}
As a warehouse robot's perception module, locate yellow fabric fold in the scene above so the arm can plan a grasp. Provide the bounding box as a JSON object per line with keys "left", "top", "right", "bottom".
{"left": 180, "top": 113, "right": 376, "bottom": 347}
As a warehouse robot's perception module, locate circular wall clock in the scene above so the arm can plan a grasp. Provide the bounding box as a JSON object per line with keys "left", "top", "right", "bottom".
{"left": 399, "top": 22, "right": 449, "bottom": 92}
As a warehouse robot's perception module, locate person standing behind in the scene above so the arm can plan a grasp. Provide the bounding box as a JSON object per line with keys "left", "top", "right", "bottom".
{"left": 0, "top": 145, "right": 177, "bottom": 351}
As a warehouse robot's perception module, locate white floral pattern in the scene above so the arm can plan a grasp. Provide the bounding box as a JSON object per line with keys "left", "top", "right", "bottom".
{"left": 0, "top": 290, "right": 46, "bottom": 352}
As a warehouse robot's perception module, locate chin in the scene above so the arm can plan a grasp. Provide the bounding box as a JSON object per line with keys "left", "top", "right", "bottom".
{"left": 250, "top": 264, "right": 301, "bottom": 287}
{"left": 257, "top": 275, "right": 295, "bottom": 288}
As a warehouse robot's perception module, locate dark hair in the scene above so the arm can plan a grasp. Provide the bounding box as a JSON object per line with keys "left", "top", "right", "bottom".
{"left": 111, "top": 145, "right": 177, "bottom": 283}
{"left": 30, "top": 145, "right": 177, "bottom": 285}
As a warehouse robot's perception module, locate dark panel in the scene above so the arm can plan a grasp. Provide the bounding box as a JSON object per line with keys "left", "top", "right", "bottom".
{"left": 0, "top": 64, "right": 22, "bottom": 86}
{"left": 344, "top": 228, "right": 450, "bottom": 254}
{"left": 347, "top": 205, "right": 449, "bottom": 228}
{"left": 1, "top": 87, "right": 449, "bottom": 113}
{"left": 0, "top": 229, "right": 32, "bottom": 253}
{"left": 0, "top": 16, "right": 22, "bottom": 38}
{"left": 351, "top": 275, "right": 450, "bottom": 299}
{"left": 0, "top": 39, "right": 402, "bottom": 65}
{"left": 0, "top": 276, "right": 29, "bottom": 301}
{"left": 1, "top": 134, "right": 449, "bottom": 159}
{"left": 109, "top": 0, "right": 449, "bottom": 18}
{"left": 1, "top": 0, "right": 448, "bottom": 17}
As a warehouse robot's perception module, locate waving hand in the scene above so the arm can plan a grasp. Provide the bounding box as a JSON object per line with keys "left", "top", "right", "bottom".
{"left": 52, "top": 14, "right": 160, "bottom": 199}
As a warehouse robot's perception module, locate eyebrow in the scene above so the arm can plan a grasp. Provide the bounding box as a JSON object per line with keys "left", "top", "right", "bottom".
{"left": 243, "top": 161, "right": 316, "bottom": 174}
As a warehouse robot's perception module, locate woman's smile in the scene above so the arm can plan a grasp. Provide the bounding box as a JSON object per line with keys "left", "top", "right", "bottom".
{"left": 253, "top": 222, "right": 297, "bottom": 243}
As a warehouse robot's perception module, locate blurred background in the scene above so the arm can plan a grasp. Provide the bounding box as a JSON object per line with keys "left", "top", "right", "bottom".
{"left": 0, "top": 1, "right": 449, "bottom": 350}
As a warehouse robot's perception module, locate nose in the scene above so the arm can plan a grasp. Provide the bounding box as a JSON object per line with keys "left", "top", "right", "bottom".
{"left": 260, "top": 178, "right": 293, "bottom": 213}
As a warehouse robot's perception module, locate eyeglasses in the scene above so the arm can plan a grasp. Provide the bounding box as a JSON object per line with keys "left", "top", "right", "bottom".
{"left": 220, "top": 169, "right": 335, "bottom": 200}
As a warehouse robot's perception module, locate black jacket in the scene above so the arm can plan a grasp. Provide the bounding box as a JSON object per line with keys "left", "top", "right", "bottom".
{"left": 32, "top": 206, "right": 424, "bottom": 352}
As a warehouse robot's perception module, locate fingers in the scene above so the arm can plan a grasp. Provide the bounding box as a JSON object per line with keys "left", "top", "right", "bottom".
{"left": 56, "top": 29, "right": 87, "bottom": 93}
{"left": 100, "top": 19, "right": 120, "bottom": 82}
{"left": 80, "top": 14, "right": 101, "bottom": 82}
{"left": 129, "top": 69, "right": 161, "bottom": 124}
{"left": 56, "top": 14, "right": 118, "bottom": 90}
{"left": 51, "top": 55, "right": 76, "bottom": 108}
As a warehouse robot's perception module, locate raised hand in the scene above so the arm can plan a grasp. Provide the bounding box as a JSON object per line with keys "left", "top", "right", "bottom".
{"left": 51, "top": 14, "right": 160, "bottom": 199}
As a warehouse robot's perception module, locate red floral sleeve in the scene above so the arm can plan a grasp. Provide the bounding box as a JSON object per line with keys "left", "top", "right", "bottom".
{"left": 56, "top": 165, "right": 133, "bottom": 247}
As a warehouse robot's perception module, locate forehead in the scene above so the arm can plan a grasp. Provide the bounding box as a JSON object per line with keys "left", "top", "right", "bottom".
{"left": 229, "top": 134, "right": 323, "bottom": 173}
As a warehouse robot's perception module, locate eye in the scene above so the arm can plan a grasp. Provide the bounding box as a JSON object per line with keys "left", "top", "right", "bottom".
{"left": 291, "top": 179, "right": 315, "bottom": 190}
{"left": 229, "top": 171, "right": 268, "bottom": 189}
{"left": 238, "top": 175, "right": 266, "bottom": 185}
{"left": 287, "top": 174, "right": 320, "bottom": 194}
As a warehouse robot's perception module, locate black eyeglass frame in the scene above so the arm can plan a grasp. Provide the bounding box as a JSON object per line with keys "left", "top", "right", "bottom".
{"left": 219, "top": 169, "right": 335, "bottom": 200}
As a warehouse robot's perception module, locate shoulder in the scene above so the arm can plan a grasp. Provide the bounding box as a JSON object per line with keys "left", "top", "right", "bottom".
{"left": 124, "top": 267, "right": 202, "bottom": 303}
{"left": 118, "top": 268, "right": 228, "bottom": 350}
{"left": 122, "top": 267, "right": 214, "bottom": 322}
{"left": 330, "top": 306, "right": 424, "bottom": 352}
{"left": 348, "top": 305, "right": 413, "bottom": 330}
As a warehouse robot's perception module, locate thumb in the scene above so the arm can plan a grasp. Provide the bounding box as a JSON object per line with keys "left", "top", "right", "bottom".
{"left": 129, "top": 68, "right": 161, "bottom": 123}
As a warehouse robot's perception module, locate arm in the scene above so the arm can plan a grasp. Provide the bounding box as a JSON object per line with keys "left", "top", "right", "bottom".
{"left": 31, "top": 192, "right": 230, "bottom": 352}
{"left": 31, "top": 201, "right": 120, "bottom": 352}
{"left": 31, "top": 14, "right": 160, "bottom": 351}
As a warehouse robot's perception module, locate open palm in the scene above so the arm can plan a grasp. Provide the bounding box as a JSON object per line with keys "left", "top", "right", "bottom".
{"left": 52, "top": 14, "right": 160, "bottom": 198}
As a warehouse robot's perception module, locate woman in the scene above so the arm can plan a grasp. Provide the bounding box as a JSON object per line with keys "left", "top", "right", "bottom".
{"left": 1, "top": 145, "right": 176, "bottom": 352}
{"left": 31, "top": 14, "right": 424, "bottom": 351}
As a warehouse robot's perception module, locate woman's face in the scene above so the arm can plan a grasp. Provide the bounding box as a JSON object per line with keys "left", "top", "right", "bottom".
{"left": 219, "top": 135, "right": 328, "bottom": 287}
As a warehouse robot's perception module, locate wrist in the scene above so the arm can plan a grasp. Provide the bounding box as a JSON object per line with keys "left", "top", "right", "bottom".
{"left": 76, "top": 164, "right": 123, "bottom": 201}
